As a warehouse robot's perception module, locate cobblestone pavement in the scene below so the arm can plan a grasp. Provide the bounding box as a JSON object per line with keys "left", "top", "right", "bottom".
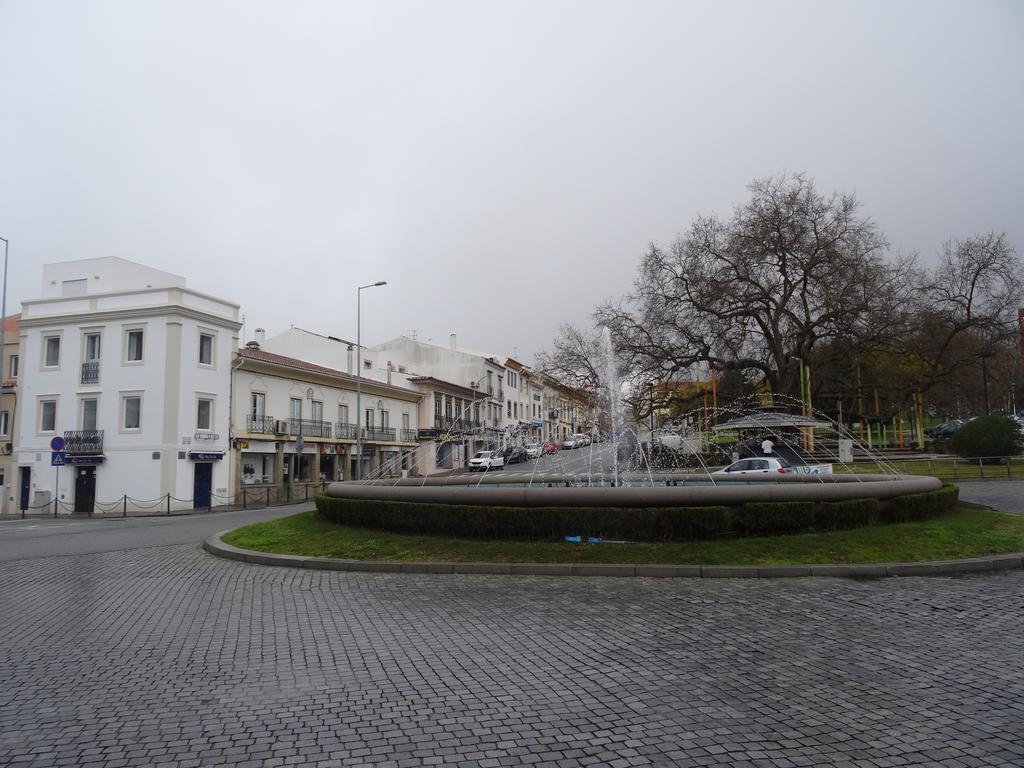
{"left": 957, "top": 480, "right": 1024, "bottom": 515}
{"left": 2, "top": 546, "right": 1023, "bottom": 767}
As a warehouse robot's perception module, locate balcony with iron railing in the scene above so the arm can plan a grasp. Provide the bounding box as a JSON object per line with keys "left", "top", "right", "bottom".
{"left": 400, "top": 428, "right": 418, "bottom": 442}
{"left": 434, "top": 416, "right": 480, "bottom": 433}
{"left": 246, "top": 414, "right": 277, "bottom": 434}
{"left": 363, "top": 426, "right": 396, "bottom": 442}
{"left": 335, "top": 422, "right": 359, "bottom": 440}
{"left": 64, "top": 430, "right": 104, "bottom": 454}
{"left": 288, "top": 419, "right": 333, "bottom": 438}
{"left": 80, "top": 361, "right": 100, "bottom": 385}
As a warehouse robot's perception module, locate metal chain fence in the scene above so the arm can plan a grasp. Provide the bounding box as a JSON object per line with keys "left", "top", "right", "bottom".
{"left": 5, "top": 482, "right": 329, "bottom": 519}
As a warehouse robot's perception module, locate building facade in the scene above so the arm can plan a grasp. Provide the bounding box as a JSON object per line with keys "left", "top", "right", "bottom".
{"left": 1, "top": 315, "right": 19, "bottom": 514}
{"left": 13, "top": 258, "right": 239, "bottom": 513}
{"left": 230, "top": 344, "right": 421, "bottom": 497}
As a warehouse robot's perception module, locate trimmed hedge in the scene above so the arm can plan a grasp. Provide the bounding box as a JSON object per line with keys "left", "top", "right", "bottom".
{"left": 883, "top": 484, "right": 959, "bottom": 523}
{"left": 316, "top": 484, "right": 961, "bottom": 542}
{"left": 817, "top": 498, "right": 880, "bottom": 531}
{"left": 735, "top": 502, "right": 816, "bottom": 536}
{"left": 315, "top": 497, "right": 733, "bottom": 541}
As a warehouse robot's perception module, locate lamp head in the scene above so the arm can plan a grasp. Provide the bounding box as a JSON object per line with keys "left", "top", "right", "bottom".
{"left": 374, "top": 281, "right": 387, "bottom": 286}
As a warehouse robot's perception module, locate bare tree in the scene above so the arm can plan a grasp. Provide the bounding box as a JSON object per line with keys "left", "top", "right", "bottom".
{"left": 903, "top": 232, "right": 1023, "bottom": 411}
{"left": 599, "top": 174, "right": 916, "bottom": 397}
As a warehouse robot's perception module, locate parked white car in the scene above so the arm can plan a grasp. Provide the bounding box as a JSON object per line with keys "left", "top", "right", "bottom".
{"left": 713, "top": 457, "right": 789, "bottom": 475}
{"left": 563, "top": 433, "right": 590, "bottom": 449}
{"left": 524, "top": 443, "right": 542, "bottom": 459}
{"left": 468, "top": 450, "right": 505, "bottom": 472}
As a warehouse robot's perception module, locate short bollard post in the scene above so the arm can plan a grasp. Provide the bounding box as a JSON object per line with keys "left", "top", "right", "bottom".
{"left": 166, "top": 493, "right": 171, "bottom": 515}
{"left": 242, "top": 489, "right": 247, "bottom": 510}
{"left": 54, "top": 498, "right": 58, "bottom": 518}
{"left": 305, "top": 484, "right": 309, "bottom": 501}
{"left": 123, "top": 494, "right": 127, "bottom": 517}
{"left": 978, "top": 459, "right": 984, "bottom": 479}
{"left": 266, "top": 487, "right": 271, "bottom": 507}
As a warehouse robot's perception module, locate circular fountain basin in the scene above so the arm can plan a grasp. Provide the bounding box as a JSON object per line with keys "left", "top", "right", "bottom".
{"left": 326, "top": 472, "right": 942, "bottom": 508}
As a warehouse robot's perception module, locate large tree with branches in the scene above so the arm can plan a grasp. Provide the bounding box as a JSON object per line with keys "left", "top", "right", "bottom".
{"left": 597, "top": 174, "right": 916, "bottom": 397}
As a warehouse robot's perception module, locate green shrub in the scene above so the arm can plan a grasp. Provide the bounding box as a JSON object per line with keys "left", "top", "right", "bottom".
{"left": 951, "top": 416, "right": 1023, "bottom": 459}
{"left": 817, "top": 498, "right": 880, "bottom": 530}
{"left": 734, "top": 501, "right": 816, "bottom": 535}
{"left": 316, "top": 496, "right": 734, "bottom": 542}
{"left": 883, "top": 484, "right": 959, "bottom": 523}
{"left": 317, "top": 484, "right": 961, "bottom": 541}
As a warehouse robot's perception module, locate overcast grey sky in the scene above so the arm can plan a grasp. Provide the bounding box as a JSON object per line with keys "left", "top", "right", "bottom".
{"left": 1, "top": 1, "right": 1021, "bottom": 363}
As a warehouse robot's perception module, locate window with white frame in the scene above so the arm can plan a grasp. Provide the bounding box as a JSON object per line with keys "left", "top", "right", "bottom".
{"left": 40, "top": 400, "right": 57, "bottom": 432}
{"left": 312, "top": 400, "right": 323, "bottom": 426}
{"left": 125, "top": 329, "right": 144, "bottom": 362}
{"left": 339, "top": 404, "right": 349, "bottom": 425}
{"left": 43, "top": 336, "right": 61, "bottom": 367}
{"left": 380, "top": 410, "right": 389, "bottom": 428}
{"left": 364, "top": 408, "right": 373, "bottom": 428}
{"left": 8, "top": 354, "right": 17, "bottom": 378}
{"left": 402, "top": 413, "right": 410, "bottom": 430}
{"left": 251, "top": 392, "right": 265, "bottom": 418}
{"left": 198, "top": 332, "right": 215, "bottom": 366}
{"left": 84, "top": 332, "right": 101, "bottom": 362}
{"left": 289, "top": 398, "right": 301, "bottom": 422}
{"left": 81, "top": 398, "right": 98, "bottom": 431}
{"left": 122, "top": 395, "right": 141, "bottom": 430}
{"left": 0, "top": 409, "right": 8, "bottom": 436}
{"left": 197, "top": 397, "right": 213, "bottom": 431}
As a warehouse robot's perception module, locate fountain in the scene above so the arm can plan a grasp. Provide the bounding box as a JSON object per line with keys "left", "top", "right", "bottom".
{"left": 324, "top": 343, "right": 945, "bottom": 536}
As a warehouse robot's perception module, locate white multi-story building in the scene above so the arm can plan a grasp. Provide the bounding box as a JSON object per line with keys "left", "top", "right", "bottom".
{"left": 13, "top": 258, "right": 240, "bottom": 513}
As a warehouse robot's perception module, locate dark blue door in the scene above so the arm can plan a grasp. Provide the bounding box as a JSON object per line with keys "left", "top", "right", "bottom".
{"left": 19, "top": 467, "right": 31, "bottom": 511}
{"left": 193, "top": 463, "right": 212, "bottom": 508}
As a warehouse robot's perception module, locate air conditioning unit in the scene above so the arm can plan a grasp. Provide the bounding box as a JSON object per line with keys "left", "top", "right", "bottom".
{"left": 275, "top": 420, "right": 289, "bottom": 434}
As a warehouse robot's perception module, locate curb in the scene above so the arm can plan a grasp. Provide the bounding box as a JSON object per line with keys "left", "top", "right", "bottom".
{"left": 202, "top": 533, "right": 1024, "bottom": 579}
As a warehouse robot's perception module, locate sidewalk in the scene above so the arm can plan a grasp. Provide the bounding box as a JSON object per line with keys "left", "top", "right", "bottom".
{"left": 957, "top": 480, "right": 1024, "bottom": 515}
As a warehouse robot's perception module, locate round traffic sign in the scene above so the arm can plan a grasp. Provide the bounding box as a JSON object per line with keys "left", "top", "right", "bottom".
{"left": 50, "top": 436, "right": 65, "bottom": 452}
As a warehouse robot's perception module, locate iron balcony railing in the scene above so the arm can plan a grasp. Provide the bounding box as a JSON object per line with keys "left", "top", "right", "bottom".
{"left": 335, "top": 422, "right": 359, "bottom": 439}
{"left": 64, "top": 429, "right": 104, "bottom": 454}
{"left": 246, "top": 415, "right": 276, "bottom": 434}
{"left": 434, "top": 416, "right": 479, "bottom": 432}
{"left": 400, "top": 428, "right": 418, "bottom": 442}
{"left": 363, "top": 427, "right": 396, "bottom": 442}
{"left": 288, "top": 419, "right": 332, "bottom": 438}
{"left": 81, "top": 361, "right": 100, "bottom": 384}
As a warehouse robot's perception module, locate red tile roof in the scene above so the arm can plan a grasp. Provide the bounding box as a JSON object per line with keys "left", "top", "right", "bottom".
{"left": 235, "top": 347, "right": 418, "bottom": 397}
{"left": 2, "top": 314, "right": 19, "bottom": 334}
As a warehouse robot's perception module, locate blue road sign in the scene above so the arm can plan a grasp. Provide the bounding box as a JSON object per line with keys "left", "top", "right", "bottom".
{"left": 50, "top": 436, "right": 65, "bottom": 452}
{"left": 51, "top": 451, "right": 66, "bottom": 466}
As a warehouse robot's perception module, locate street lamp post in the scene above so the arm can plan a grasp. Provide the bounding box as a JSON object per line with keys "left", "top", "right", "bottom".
{"left": 355, "top": 281, "right": 387, "bottom": 481}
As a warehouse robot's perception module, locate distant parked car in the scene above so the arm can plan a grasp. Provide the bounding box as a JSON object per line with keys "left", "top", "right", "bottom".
{"left": 502, "top": 445, "right": 528, "bottom": 464}
{"left": 562, "top": 436, "right": 581, "bottom": 449}
{"left": 712, "top": 457, "right": 790, "bottom": 475}
{"left": 524, "top": 443, "right": 541, "bottom": 459}
{"left": 925, "top": 420, "right": 964, "bottom": 439}
{"left": 541, "top": 442, "right": 559, "bottom": 455}
{"left": 468, "top": 451, "right": 504, "bottom": 471}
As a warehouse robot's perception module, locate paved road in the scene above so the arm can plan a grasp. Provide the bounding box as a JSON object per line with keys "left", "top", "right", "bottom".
{"left": 0, "top": 504, "right": 311, "bottom": 561}
{"left": 956, "top": 480, "right": 1024, "bottom": 515}
{"left": 1, "top": 505, "right": 1023, "bottom": 766}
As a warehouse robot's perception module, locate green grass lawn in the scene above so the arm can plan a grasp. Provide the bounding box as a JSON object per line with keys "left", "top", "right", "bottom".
{"left": 222, "top": 505, "right": 1024, "bottom": 566}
